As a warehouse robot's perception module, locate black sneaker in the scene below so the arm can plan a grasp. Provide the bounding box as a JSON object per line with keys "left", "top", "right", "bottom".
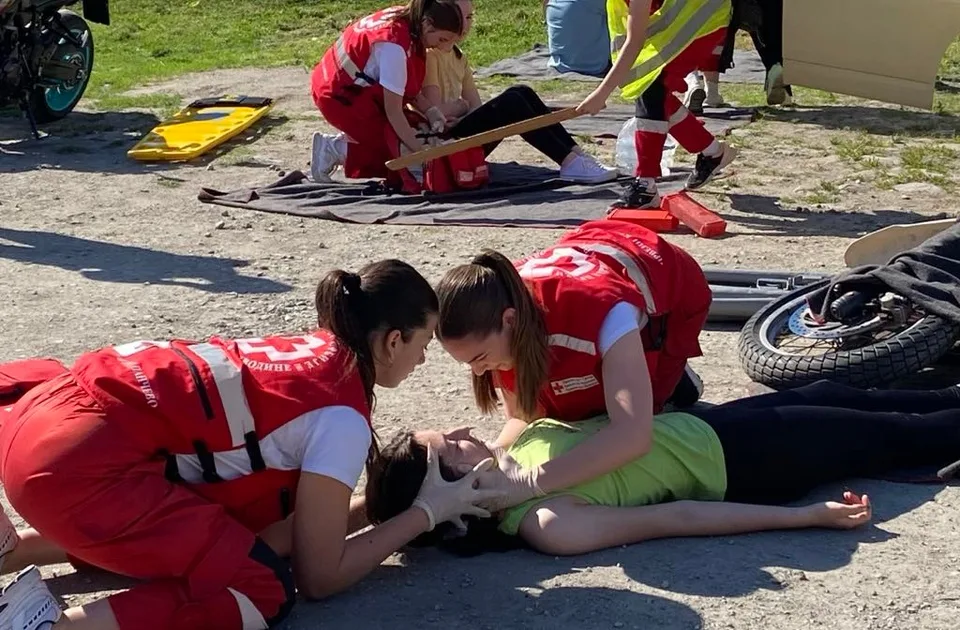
{"left": 611, "top": 177, "right": 661, "bottom": 210}
{"left": 665, "top": 364, "right": 704, "bottom": 409}
{"left": 686, "top": 142, "right": 737, "bottom": 190}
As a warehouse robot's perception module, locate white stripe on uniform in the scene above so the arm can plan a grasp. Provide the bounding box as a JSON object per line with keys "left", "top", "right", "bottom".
{"left": 548, "top": 333, "right": 597, "bottom": 356}
{"left": 576, "top": 243, "right": 658, "bottom": 313}
{"left": 187, "top": 342, "right": 256, "bottom": 448}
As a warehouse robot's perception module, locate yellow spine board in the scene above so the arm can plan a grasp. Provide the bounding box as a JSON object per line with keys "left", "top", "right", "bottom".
{"left": 127, "top": 97, "right": 274, "bottom": 162}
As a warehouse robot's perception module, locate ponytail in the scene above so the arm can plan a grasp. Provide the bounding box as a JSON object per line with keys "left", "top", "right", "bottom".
{"left": 315, "top": 259, "right": 439, "bottom": 473}
{"left": 315, "top": 270, "right": 376, "bottom": 402}
{"left": 436, "top": 250, "right": 548, "bottom": 420}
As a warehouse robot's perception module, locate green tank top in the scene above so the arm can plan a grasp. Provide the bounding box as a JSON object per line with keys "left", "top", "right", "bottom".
{"left": 498, "top": 413, "right": 728, "bottom": 535}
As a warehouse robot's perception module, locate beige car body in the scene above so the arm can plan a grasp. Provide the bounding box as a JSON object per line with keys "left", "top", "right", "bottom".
{"left": 782, "top": 0, "right": 960, "bottom": 110}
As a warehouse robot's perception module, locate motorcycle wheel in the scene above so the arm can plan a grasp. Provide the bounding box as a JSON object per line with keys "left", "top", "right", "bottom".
{"left": 28, "top": 10, "right": 94, "bottom": 124}
{"left": 737, "top": 279, "right": 960, "bottom": 390}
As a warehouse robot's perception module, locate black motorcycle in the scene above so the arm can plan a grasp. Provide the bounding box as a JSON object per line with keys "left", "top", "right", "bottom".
{"left": 0, "top": 0, "right": 109, "bottom": 138}
{"left": 738, "top": 222, "right": 960, "bottom": 390}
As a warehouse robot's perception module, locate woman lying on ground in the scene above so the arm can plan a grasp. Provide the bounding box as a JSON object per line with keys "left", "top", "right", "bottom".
{"left": 417, "top": 0, "right": 619, "bottom": 184}
{"left": 365, "top": 379, "right": 960, "bottom": 556}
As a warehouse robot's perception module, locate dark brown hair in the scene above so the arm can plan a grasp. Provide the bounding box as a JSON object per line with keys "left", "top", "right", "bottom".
{"left": 315, "top": 259, "right": 438, "bottom": 469}
{"left": 365, "top": 431, "right": 522, "bottom": 555}
{"left": 393, "top": 0, "right": 464, "bottom": 50}
{"left": 435, "top": 250, "right": 548, "bottom": 421}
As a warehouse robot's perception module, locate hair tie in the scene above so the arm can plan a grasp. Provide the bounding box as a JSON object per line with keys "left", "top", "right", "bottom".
{"left": 343, "top": 272, "right": 363, "bottom": 297}
{"left": 471, "top": 252, "right": 495, "bottom": 269}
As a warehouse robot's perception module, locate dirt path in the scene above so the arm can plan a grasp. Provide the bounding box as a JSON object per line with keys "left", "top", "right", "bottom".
{"left": 1, "top": 68, "right": 959, "bottom": 629}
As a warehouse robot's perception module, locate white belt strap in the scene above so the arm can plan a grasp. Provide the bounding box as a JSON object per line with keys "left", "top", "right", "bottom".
{"left": 576, "top": 242, "right": 658, "bottom": 313}
{"left": 186, "top": 342, "right": 256, "bottom": 448}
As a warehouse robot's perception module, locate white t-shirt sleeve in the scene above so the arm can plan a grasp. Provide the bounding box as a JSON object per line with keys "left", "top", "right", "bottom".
{"left": 300, "top": 406, "right": 372, "bottom": 490}
{"left": 597, "top": 301, "right": 649, "bottom": 356}
{"left": 368, "top": 42, "right": 408, "bottom": 96}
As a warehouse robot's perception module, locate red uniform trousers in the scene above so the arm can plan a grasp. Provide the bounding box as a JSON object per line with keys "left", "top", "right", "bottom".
{"left": 644, "top": 243, "right": 712, "bottom": 412}
{"left": 310, "top": 64, "right": 408, "bottom": 188}
{"left": 633, "top": 28, "right": 727, "bottom": 178}
{"left": 0, "top": 374, "right": 293, "bottom": 630}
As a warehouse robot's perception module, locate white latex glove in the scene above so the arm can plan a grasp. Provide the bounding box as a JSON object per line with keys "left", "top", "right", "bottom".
{"left": 425, "top": 106, "right": 446, "bottom": 134}
{"left": 412, "top": 444, "right": 504, "bottom": 531}
{"left": 474, "top": 446, "right": 546, "bottom": 513}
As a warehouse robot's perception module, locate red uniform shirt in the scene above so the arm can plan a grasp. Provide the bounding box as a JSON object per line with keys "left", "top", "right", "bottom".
{"left": 497, "top": 219, "right": 709, "bottom": 420}
{"left": 70, "top": 330, "right": 370, "bottom": 531}
{"left": 313, "top": 6, "right": 427, "bottom": 106}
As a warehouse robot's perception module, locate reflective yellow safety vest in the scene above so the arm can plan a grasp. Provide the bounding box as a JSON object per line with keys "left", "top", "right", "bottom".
{"left": 607, "top": 0, "right": 732, "bottom": 100}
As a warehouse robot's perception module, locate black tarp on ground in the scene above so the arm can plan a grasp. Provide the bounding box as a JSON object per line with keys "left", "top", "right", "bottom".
{"left": 197, "top": 106, "right": 753, "bottom": 228}
{"left": 198, "top": 163, "right": 695, "bottom": 227}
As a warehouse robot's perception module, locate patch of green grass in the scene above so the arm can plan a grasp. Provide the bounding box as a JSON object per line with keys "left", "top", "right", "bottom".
{"left": 830, "top": 132, "right": 888, "bottom": 163}
{"left": 940, "top": 38, "right": 960, "bottom": 78}
{"left": 869, "top": 143, "right": 957, "bottom": 191}
{"left": 803, "top": 180, "right": 840, "bottom": 205}
{"left": 157, "top": 177, "right": 183, "bottom": 188}
{"left": 712, "top": 82, "right": 843, "bottom": 110}
{"left": 900, "top": 143, "right": 957, "bottom": 172}
{"left": 94, "top": 93, "right": 183, "bottom": 117}
{"left": 86, "top": 0, "right": 545, "bottom": 103}
{"left": 475, "top": 77, "right": 590, "bottom": 100}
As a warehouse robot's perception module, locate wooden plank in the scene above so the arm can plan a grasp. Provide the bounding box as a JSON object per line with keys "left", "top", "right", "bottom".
{"left": 385, "top": 108, "right": 581, "bottom": 171}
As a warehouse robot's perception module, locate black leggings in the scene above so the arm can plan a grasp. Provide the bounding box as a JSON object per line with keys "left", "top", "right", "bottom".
{"left": 750, "top": 0, "right": 792, "bottom": 94}
{"left": 696, "top": 380, "right": 960, "bottom": 504}
{"left": 447, "top": 85, "right": 576, "bottom": 165}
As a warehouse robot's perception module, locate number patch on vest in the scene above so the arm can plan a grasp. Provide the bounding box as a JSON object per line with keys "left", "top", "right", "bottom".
{"left": 516, "top": 247, "right": 599, "bottom": 280}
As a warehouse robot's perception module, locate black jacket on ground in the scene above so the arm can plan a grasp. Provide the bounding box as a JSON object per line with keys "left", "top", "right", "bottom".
{"left": 807, "top": 222, "right": 960, "bottom": 326}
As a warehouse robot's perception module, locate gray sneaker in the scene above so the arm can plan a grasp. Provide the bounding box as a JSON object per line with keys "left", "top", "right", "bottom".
{"left": 0, "top": 566, "right": 62, "bottom": 630}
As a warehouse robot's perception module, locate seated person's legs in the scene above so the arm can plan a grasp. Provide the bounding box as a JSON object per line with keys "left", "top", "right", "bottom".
{"left": 448, "top": 85, "right": 618, "bottom": 183}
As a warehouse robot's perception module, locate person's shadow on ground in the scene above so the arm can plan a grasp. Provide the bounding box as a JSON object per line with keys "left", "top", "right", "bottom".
{"left": 1, "top": 110, "right": 288, "bottom": 175}
{"left": 724, "top": 193, "right": 939, "bottom": 238}
{"left": 760, "top": 105, "right": 960, "bottom": 139}
{"left": 0, "top": 228, "right": 290, "bottom": 295}
{"left": 618, "top": 480, "right": 944, "bottom": 597}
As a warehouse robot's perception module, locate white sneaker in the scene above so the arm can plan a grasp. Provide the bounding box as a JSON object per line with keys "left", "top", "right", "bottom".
{"left": 765, "top": 63, "right": 788, "bottom": 106}
{"left": 559, "top": 154, "right": 619, "bottom": 184}
{"left": 0, "top": 566, "right": 62, "bottom": 630}
{"left": 0, "top": 512, "right": 17, "bottom": 575}
{"left": 310, "top": 132, "right": 344, "bottom": 182}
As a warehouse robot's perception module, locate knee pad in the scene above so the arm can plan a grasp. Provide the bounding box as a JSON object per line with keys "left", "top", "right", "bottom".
{"left": 249, "top": 537, "right": 296, "bottom": 627}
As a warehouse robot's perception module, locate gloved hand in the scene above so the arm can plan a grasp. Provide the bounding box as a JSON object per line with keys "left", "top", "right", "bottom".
{"left": 425, "top": 106, "right": 446, "bottom": 134}
{"left": 474, "top": 446, "right": 546, "bottom": 513}
{"left": 412, "top": 444, "right": 504, "bottom": 531}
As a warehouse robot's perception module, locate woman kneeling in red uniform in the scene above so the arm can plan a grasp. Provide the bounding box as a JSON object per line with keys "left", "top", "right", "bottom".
{"left": 310, "top": 0, "right": 463, "bottom": 188}
{"left": 435, "top": 219, "right": 712, "bottom": 511}
{"left": 0, "top": 260, "right": 497, "bottom": 630}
